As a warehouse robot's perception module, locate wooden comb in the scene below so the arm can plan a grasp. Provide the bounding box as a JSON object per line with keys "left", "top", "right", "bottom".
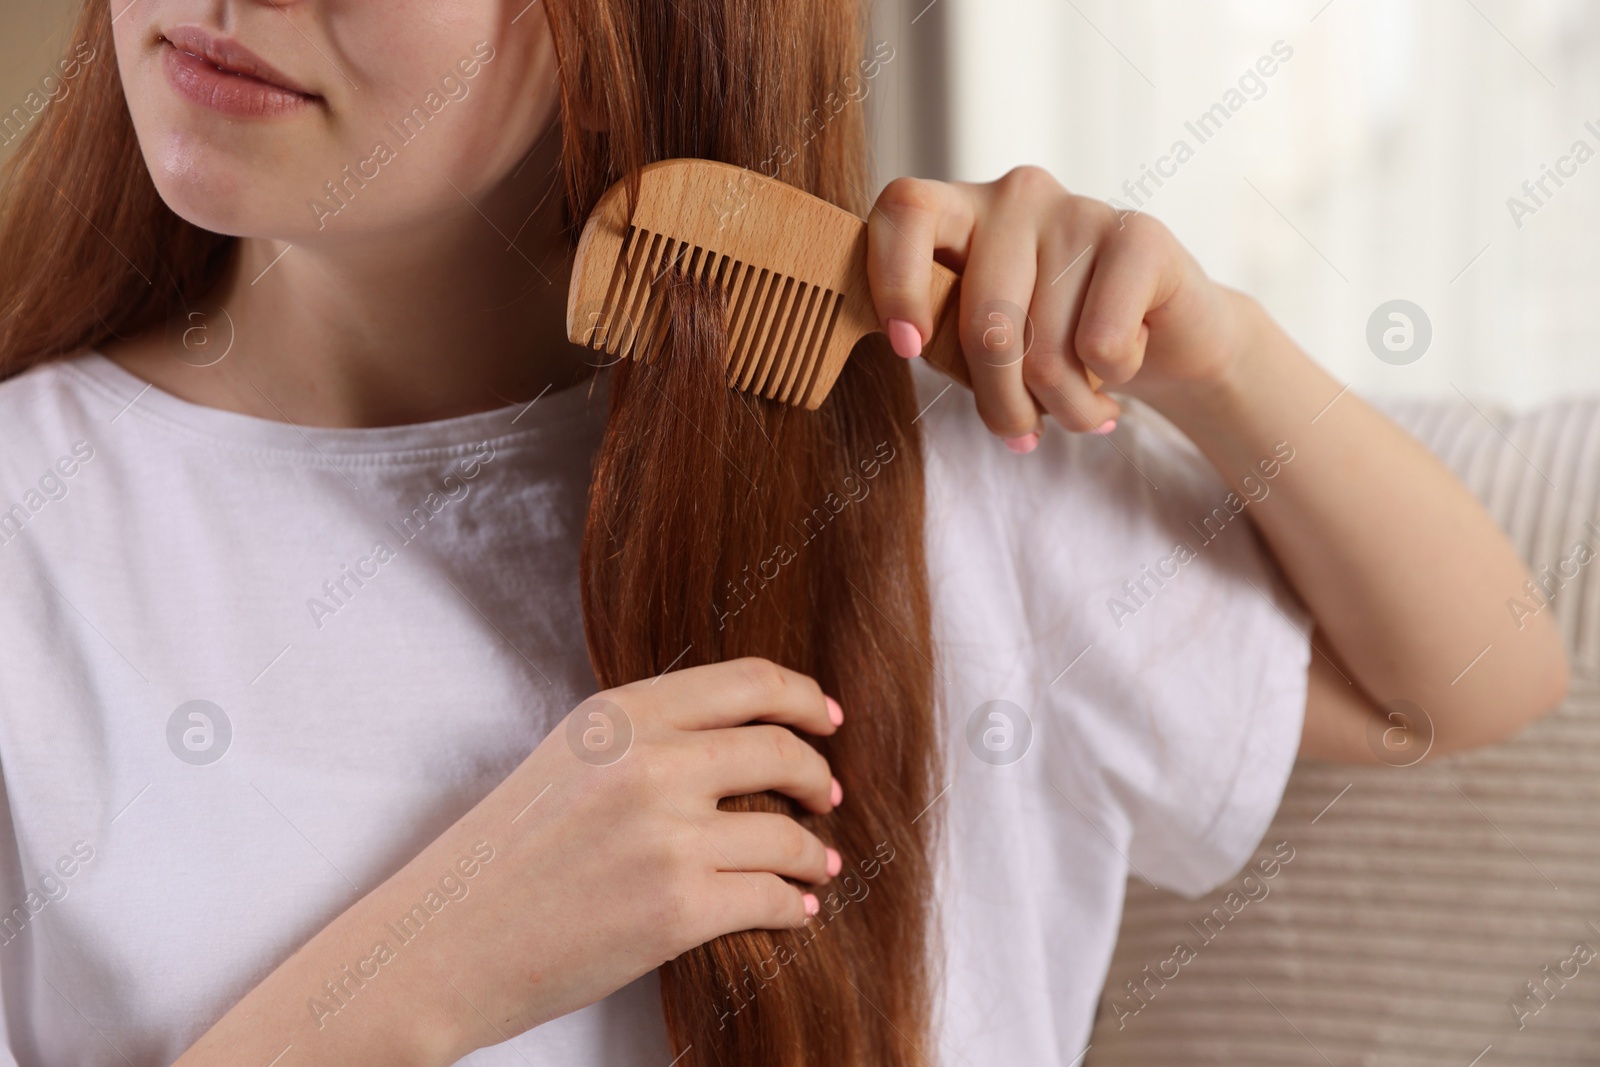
{"left": 567, "top": 158, "right": 1103, "bottom": 411}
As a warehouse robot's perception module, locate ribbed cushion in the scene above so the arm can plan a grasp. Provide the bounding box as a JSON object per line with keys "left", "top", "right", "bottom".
{"left": 1089, "top": 397, "right": 1600, "bottom": 1065}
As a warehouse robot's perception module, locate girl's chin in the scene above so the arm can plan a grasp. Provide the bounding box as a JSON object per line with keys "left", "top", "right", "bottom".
{"left": 143, "top": 145, "right": 306, "bottom": 237}
{"left": 139, "top": 128, "right": 491, "bottom": 242}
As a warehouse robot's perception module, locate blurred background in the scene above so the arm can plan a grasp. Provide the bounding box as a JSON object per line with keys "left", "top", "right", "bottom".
{"left": 9, "top": 0, "right": 1598, "bottom": 409}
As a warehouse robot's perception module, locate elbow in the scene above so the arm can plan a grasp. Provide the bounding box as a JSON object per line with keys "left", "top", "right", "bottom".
{"left": 1515, "top": 612, "right": 1571, "bottom": 734}
{"left": 1525, "top": 629, "right": 1572, "bottom": 729}
{"left": 1435, "top": 621, "right": 1570, "bottom": 756}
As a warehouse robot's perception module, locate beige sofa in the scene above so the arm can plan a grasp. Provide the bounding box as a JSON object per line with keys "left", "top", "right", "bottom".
{"left": 1090, "top": 396, "right": 1600, "bottom": 1065}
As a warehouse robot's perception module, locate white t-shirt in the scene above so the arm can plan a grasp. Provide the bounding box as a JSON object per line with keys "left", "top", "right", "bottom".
{"left": 0, "top": 351, "right": 1309, "bottom": 1066}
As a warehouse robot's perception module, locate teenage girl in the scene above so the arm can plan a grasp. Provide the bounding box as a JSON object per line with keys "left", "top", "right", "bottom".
{"left": 0, "top": 1, "right": 1566, "bottom": 1065}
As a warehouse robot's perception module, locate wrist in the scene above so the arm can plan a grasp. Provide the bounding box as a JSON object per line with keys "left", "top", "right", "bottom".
{"left": 1153, "top": 287, "right": 1266, "bottom": 422}
{"left": 278, "top": 874, "right": 481, "bottom": 1067}
{"left": 1137, "top": 287, "right": 1305, "bottom": 451}
{"left": 324, "top": 872, "right": 482, "bottom": 1066}
{"left": 174, "top": 884, "right": 468, "bottom": 1067}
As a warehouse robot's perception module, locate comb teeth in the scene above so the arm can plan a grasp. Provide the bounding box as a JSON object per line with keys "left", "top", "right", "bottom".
{"left": 584, "top": 225, "right": 844, "bottom": 404}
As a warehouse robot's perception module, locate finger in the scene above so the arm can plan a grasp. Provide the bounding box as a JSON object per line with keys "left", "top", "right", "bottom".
{"left": 957, "top": 180, "right": 1046, "bottom": 444}
{"left": 711, "top": 870, "right": 820, "bottom": 935}
{"left": 867, "top": 177, "right": 976, "bottom": 359}
{"left": 688, "top": 724, "right": 837, "bottom": 814}
{"left": 629, "top": 656, "right": 842, "bottom": 736}
{"left": 1074, "top": 214, "right": 1180, "bottom": 388}
{"left": 1022, "top": 231, "right": 1122, "bottom": 434}
{"left": 705, "top": 811, "right": 839, "bottom": 885}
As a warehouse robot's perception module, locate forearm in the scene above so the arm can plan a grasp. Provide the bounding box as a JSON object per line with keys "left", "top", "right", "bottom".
{"left": 1141, "top": 288, "right": 1568, "bottom": 753}
{"left": 173, "top": 853, "right": 471, "bottom": 1067}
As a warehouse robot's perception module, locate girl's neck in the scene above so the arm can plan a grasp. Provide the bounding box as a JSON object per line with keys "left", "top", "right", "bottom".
{"left": 101, "top": 123, "right": 593, "bottom": 429}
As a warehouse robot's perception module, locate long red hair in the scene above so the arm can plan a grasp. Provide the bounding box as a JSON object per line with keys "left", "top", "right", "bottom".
{"left": 0, "top": 3, "right": 942, "bottom": 1065}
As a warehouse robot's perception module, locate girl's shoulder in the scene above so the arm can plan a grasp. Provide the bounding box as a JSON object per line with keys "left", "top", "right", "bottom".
{"left": 0, "top": 350, "right": 107, "bottom": 449}
{"left": 0, "top": 351, "right": 108, "bottom": 546}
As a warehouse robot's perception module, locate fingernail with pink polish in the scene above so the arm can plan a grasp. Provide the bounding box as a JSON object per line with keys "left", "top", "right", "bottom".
{"left": 825, "top": 695, "right": 844, "bottom": 726}
{"left": 825, "top": 847, "right": 842, "bottom": 878}
{"left": 830, "top": 777, "right": 844, "bottom": 807}
{"left": 1005, "top": 432, "right": 1040, "bottom": 455}
{"left": 887, "top": 319, "right": 924, "bottom": 360}
{"left": 1094, "top": 420, "right": 1117, "bottom": 436}
{"left": 802, "top": 893, "right": 821, "bottom": 917}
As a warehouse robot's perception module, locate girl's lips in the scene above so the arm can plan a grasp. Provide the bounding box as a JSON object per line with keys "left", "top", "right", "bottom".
{"left": 158, "top": 29, "right": 321, "bottom": 119}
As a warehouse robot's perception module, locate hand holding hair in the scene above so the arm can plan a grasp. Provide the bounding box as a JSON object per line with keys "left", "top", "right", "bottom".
{"left": 174, "top": 658, "right": 845, "bottom": 1067}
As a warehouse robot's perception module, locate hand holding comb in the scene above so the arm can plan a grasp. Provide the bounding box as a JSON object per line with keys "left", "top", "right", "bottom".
{"left": 566, "top": 159, "right": 1103, "bottom": 410}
